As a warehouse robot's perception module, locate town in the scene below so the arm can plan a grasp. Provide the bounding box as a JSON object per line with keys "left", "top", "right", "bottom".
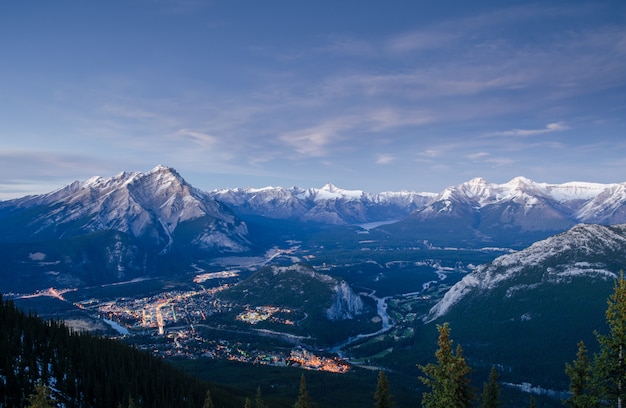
{"left": 71, "top": 280, "right": 353, "bottom": 374}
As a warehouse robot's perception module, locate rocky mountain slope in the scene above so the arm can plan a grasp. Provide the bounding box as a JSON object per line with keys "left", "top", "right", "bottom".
{"left": 427, "top": 223, "right": 626, "bottom": 322}
{"left": 421, "top": 223, "right": 626, "bottom": 389}
{"left": 217, "top": 264, "right": 370, "bottom": 346}
{"left": 220, "top": 264, "right": 364, "bottom": 321}
{"left": 0, "top": 165, "right": 250, "bottom": 254}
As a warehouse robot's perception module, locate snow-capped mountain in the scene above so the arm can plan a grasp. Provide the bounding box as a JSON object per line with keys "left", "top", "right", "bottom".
{"left": 210, "top": 183, "right": 435, "bottom": 225}
{"left": 4, "top": 168, "right": 626, "bottom": 250}
{"left": 413, "top": 177, "right": 623, "bottom": 224}
{"left": 426, "top": 223, "right": 626, "bottom": 323}
{"left": 384, "top": 177, "right": 626, "bottom": 247}
{"left": 0, "top": 165, "right": 250, "bottom": 253}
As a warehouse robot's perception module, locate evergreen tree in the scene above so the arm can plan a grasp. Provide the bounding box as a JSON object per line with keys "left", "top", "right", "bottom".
{"left": 565, "top": 341, "right": 598, "bottom": 407}
{"left": 294, "top": 374, "right": 311, "bottom": 408}
{"left": 479, "top": 366, "right": 500, "bottom": 408}
{"left": 374, "top": 370, "right": 394, "bottom": 408}
{"left": 203, "top": 389, "right": 215, "bottom": 408}
{"left": 244, "top": 397, "right": 252, "bottom": 408}
{"left": 419, "top": 323, "right": 473, "bottom": 408}
{"left": 529, "top": 395, "right": 536, "bottom": 408}
{"left": 594, "top": 272, "right": 626, "bottom": 407}
{"left": 255, "top": 386, "right": 266, "bottom": 408}
{"left": 26, "top": 381, "right": 56, "bottom": 408}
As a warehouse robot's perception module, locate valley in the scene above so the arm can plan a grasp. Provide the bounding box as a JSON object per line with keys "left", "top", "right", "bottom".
{"left": 3, "top": 167, "right": 626, "bottom": 406}
{"left": 9, "top": 239, "right": 501, "bottom": 376}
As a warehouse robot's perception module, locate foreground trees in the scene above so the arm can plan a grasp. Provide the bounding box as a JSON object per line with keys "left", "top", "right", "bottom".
{"left": 374, "top": 370, "right": 394, "bottom": 408}
{"left": 479, "top": 367, "right": 500, "bottom": 408}
{"left": 419, "top": 322, "right": 473, "bottom": 408}
{"left": 566, "top": 272, "right": 626, "bottom": 407}
{"left": 294, "top": 374, "right": 311, "bottom": 408}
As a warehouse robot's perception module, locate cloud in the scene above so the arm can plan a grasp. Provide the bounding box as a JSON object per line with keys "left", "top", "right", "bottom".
{"left": 415, "top": 149, "right": 442, "bottom": 163}
{"left": 466, "top": 152, "right": 490, "bottom": 161}
{"left": 277, "top": 108, "right": 435, "bottom": 158}
{"left": 102, "top": 104, "right": 156, "bottom": 120}
{"left": 466, "top": 152, "right": 515, "bottom": 166}
{"left": 172, "top": 128, "right": 218, "bottom": 147}
{"left": 0, "top": 150, "right": 126, "bottom": 199}
{"left": 494, "top": 122, "right": 569, "bottom": 137}
{"left": 388, "top": 31, "right": 460, "bottom": 53}
{"left": 376, "top": 154, "right": 396, "bottom": 165}
{"left": 279, "top": 118, "right": 354, "bottom": 157}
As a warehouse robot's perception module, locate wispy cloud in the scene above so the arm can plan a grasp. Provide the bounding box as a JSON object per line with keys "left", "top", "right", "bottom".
{"left": 388, "top": 30, "right": 459, "bottom": 53}
{"left": 466, "top": 152, "right": 490, "bottom": 161}
{"left": 279, "top": 117, "right": 356, "bottom": 157}
{"left": 172, "top": 128, "right": 218, "bottom": 147}
{"left": 493, "top": 122, "right": 569, "bottom": 137}
{"left": 102, "top": 104, "right": 157, "bottom": 120}
{"left": 376, "top": 154, "right": 396, "bottom": 165}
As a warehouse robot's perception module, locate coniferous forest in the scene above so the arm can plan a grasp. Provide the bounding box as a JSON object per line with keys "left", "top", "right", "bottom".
{"left": 4, "top": 273, "right": 626, "bottom": 408}
{"left": 0, "top": 295, "right": 239, "bottom": 408}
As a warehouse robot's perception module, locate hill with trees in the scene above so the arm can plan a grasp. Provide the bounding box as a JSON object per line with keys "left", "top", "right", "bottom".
{"left": 0, "top": 295, "right": 238, "bottom": 408}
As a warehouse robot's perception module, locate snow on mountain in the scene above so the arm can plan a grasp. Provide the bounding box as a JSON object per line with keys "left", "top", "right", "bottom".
{"left": 396, "top": 177, "right": 626, "bottom": 247}
{"left": 419, "top": 177, "right": 620, "bottom": 214}
{"left": 210, "top": 183, "right": 434, "bottom": 225}
{"left": 575, "top": 183, "right": 626, "bottom": 224}
{"left": 0, "top": 165, "right": 250, "bottom": 253}
{"left": 5, "top": 168, "right": 626, "bottom": 242}
{"left": 209, "top": 177, "right": 626, "bottom": 232}
{"left": 425, "top": 223, "right": 626, "bottom": 322}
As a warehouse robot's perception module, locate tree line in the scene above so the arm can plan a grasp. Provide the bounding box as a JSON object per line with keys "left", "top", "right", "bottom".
{"left": 410, "top": 273, "right": 626, "bottom": 408}
{"left": 0, "top": 295, "right": 221, "bottom": 407}
{"left": 6, "top": 272, "right": 626, "bottom": 407}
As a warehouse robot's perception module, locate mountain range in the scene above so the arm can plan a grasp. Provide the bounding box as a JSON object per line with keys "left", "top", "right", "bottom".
{"left": 2, "top": 165, "right": 626, "bottom": 291}
{"left": 4, "top": 165, "right": 626, "bottom": 404}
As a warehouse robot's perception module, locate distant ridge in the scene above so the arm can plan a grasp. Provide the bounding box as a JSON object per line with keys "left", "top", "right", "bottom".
{"left": 2, "top": 165, "right": 626, "bottom": 251}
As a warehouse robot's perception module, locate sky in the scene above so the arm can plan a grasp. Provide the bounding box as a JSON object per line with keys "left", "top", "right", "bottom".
{"left": 1, "top": 0, "right": 626, "bottom": 199}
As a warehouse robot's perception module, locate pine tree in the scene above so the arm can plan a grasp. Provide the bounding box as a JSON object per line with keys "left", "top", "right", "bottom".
{"left": 255, "top": 386, "right": 266, "bottom": 408}
{"left": 479, "top": 366, "right": 500, "bottom": 408}
{"left": 594, "top": 271, "right": 626, "bottom": 407}
{"left": 565, "top": 341, "right": 598, "bottom": 407}
{"left": 203, "top": 389, "right": 215, "bottom": 408}
{"left": 419, "top": 323, "right": 473, "bottom": 408}
{"left": 244, "top": 397, "right": 252, "bottom": 408}
{"left": 529, "top": 395, "right": 536, "bottom": 408}
{"left": 294, "top": 374, "right": 311, "bottom": 408}
{"left": 374, "top": 370, "right": 394, "bottom": 408}
{"left": 26, "top": 381, "right": 56, "bottom": 408}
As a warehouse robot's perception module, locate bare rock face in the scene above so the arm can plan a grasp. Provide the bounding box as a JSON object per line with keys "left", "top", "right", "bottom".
{"left": 326, "top": 280, "right": 364, "bottom": 321}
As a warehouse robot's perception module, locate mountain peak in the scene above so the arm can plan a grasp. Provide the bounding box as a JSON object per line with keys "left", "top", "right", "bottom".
{"left": 151, "top": 164, "right": 172, "bottom": 173}
{"left": 320, "top": 182, "right": 339, "bottom": 192}
{"left": 505, "top": 176, "right": 535, "bottom": 188}
{"left": 467, "top": 177, "right": 488, "bottom": 185}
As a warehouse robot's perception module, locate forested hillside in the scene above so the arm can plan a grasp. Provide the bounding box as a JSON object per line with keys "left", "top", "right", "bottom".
{"left": 0, "top": 295, "right": 237, "bottom": 408}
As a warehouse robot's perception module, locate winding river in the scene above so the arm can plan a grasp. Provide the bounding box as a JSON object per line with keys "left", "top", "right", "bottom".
{"left": 331, "top": 291, "right": 394, "bottom": 354}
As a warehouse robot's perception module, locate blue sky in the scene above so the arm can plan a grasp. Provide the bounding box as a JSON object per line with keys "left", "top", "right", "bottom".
{"left": 1, "top": 0, "right": 625, "bottom": 199}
